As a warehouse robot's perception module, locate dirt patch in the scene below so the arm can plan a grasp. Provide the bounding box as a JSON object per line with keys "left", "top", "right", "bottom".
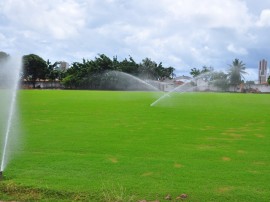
{"left": 237, "top": 150, "right": 246, "bottom": 154}
{"left": 224, "top": 128, "right": 237, "bottom": 133}
{"left": 200, "top": 126, "right": 216, "bottom": 131}
{"left": 222, "top": 157, "right": 231, "bottom": 161}
{"left": 221, "top": 132, "right": 246, "bottom": 140}
{"left": 174, "top": 163, "right": 183, "bottom": 168}
{"left": 197, "top": 144, "right": 216, "bottom": 150}
{"left": 207, "top": 137, "right": 235, "bottom": 141}
{"left": 219, "top": 126, "right": 266, "bottom": 141}
{"left": 221, "top": 127, "right": 247, "bottom": 140}
{"left": 238, "top": 127, "right": 253, "bottom": 132}
{"left": 253, "top": 161, "right": 266, "bottom": 165}
{"left": 0, "top": 182, "right": 89, "bottom": 201}
{"left": 226, "top": 127, "right": 252, "bottom": 133}
{"left": 254, "top": 134, "right": 265, "bottom": 138}
{"left": 247, "top": 170, "right": 260, "bottom": 174}
{"left": 216, "top": 186, "right": 234, "bottom": 194}
{"left": 141, "top": 172, "right": 153, "bottom": 177}
{"left": 108, "top": 157, "right": 118, "bottom": 163}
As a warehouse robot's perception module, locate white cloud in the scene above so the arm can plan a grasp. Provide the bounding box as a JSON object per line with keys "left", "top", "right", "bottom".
{"left": 0, "top": 33, "right": 6, "bottom": 42}
{"left": 0, "top": 0, "right": 269, "bottom": 81}
{"left": 227, "top": 44, "right": 248, "bottom": 55}
{"left": 256, "top": 9, "right": 270, "bottom": 27}
{"left": 0, "top": 32, "right": 16, "bottom": 51}
{"left": 1, "top": 0, "right": 86, "bottom": 39}
{"left": 245, "top": 68, "right": 259, "bottom": 81}
{"left": 161, "top": 0, "right": 252, "bottom": 31}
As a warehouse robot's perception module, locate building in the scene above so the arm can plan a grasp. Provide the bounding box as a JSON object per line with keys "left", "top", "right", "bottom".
{"left": 174, "top": 75, "right": 192, "bottom": 84}
{"left": 56, "top": 61, "right": 69, "bottom": 71}
{"left": 258, "top": 59, "right": 267, "bottom": 84}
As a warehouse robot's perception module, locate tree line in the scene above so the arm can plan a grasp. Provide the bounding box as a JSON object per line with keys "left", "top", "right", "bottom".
{"left": 62, "top": 54, "right": 175, "bottom": 90}
{"left": 1, "top": 51, "right": 268, "bottom": 90}
{"left": 1, "top": 51, "right": 175, "bottom": 89}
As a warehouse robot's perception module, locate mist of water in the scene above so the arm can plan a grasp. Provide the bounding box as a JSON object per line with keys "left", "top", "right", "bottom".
{"left": 102, "top": 71, "right": 162, "bottom": 91}
{"left": 150, "top": 71, "right": 213, "bottom": 106}
{"left": 0, "top": 56, "right": 21, "bottom": 171}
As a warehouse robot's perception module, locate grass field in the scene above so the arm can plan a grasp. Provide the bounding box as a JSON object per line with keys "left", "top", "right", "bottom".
{"left": 1, "top": 90, "right": 270, "bottom": 201}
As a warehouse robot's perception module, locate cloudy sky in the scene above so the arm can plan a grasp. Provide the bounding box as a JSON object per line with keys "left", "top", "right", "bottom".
{"left": 1, "top": 0, "right": 270, "bottom": 80}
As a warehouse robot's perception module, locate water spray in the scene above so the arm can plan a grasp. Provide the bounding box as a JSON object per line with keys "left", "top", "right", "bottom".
{"left": 150, "top": 71, "right": 214, "bottom": 106}
{"left": 150, "top": 85, "right": 196, "bottom": 106}
{"left": 104, "top": 70, "right": 162, "bottom": 91}
{"left": 1, "top": 83, "right": 18, "bottom": 171}
{"left": 0, "top": 56, "right": 21, "bottom": 173}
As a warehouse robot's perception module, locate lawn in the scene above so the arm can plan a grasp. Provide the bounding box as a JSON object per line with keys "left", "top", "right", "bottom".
{"left": 1, "top": 90, "right": 270, "bottom": 201}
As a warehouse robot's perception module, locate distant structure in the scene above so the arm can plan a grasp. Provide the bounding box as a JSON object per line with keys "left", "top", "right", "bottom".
{"left": 174, "top": 75, "right": 192, "bottom": 85}
{"left": 258, "top": 59, "right": 268, "bottom": 84}
{"left": 56, "top": 61, "right": 69, "bottom": 71}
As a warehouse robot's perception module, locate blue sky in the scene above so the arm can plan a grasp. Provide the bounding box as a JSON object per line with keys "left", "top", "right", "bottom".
{"left": 1, "top": 0, "right": 270, "bottom": 81}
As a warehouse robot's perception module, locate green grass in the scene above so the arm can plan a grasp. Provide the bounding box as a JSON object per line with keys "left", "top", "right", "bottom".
{"left": 1, "top": 90, "right": 270, "bottom": 201}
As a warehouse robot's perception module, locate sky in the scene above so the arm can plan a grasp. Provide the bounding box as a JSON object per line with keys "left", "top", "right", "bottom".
{"left": 1, "top": 0, "right": 270, "bottom": 81}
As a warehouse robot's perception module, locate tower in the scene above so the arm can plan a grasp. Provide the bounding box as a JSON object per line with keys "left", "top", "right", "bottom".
{"left": 258, "top": 59, "right": 267, "bottom": 84}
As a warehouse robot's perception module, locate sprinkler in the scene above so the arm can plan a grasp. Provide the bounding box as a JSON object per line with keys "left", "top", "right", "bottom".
{"left": 0, "top": 171, "right": 3, "bottom": 180}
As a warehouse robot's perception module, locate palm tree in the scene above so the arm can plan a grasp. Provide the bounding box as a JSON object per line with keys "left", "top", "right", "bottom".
{"left": 228, "top": 58, "right": 247, "bottom": 90}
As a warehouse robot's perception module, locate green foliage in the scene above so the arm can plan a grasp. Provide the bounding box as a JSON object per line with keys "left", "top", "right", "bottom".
{"left": 201, "top": 66, "right": 214, "bottom": 74}
{"left": 138, "top": 57, "right": 156, "bottom": 79}
{"left": 268, "top": 76, "right": 270, "bottom": 85}
{"left": 116, "top": 56, "right": 139, "bottom": 75}
{"left": 190, "top": 68, "right": 201, "bottom": 77}
{"left": 61, "top": 74, "right": 79, "bottom": 89}
{"left": 46, "top": 60, "right": 64, "bottom": 82}
{"left": 139, "top": 58, "right": 175, "bottom": 80}
{"left": 190, "top": 66, "right": 213, "bottom": 78}
{"left": 62, "top": 54, "right": 175, "bottom": 89}
{"left": 3, "top": 91, "right": 270, "bottom": 201}
{"left": 210, "top": 71, "right": 229, "bottom": 91}
{"left": 22, "top": 54, "right": 48, "bottom": 88}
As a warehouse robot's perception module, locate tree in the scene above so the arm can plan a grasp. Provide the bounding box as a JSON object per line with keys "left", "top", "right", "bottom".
{"left": 94, "top": 54, "right": 114, "bottom": 72}
{"left": 46, "top": 60, "right": 60, "bottom": 81}
{"left": 61, "top": 54, "right": 176, "bottom": 90}
{"left": 139, "top": 58, "right": 158, "bottom": 79}
{"left": 117, "top": 56, "right": 139, "bottom": 75}
{"left": 190, "top": 66, "right": 214, "bottom": 87}
{"left": 61, "top": 74, "right": 79, "bottom": 89}
{"left": 268, "top": 76, "right": 270, "bottom": 85}
{"left": 210, "top": 71, "right": 229, "bottom": 91}
{"left": 201, "top": 66, "right": 213, "bottom": 74}
{"left": 22, "top": 54, "right": 48, "bottom": 88}
{"left": 190, "top": 66, "right": 213, "bottom": 78}
{"left": 227, "top": 58, "right": 247, "bottom": 90}
{"left": 190, "top": 68, "right": 201, "bottom": 78}
{"left": 163, "top": 66, "right": 175, "bottom": 79}
{"left": 62, "top": 61, "right": 87, "bottom": 89}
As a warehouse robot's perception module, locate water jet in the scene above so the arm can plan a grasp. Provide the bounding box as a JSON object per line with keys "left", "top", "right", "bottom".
{"left": 150, "top": 71, "right": 214, "bottom": 106}
{"left": 0, "top": 56, "right": 21, "bottom": 172}
{"left": 102, "top": 70, "right": 163, "bottom": 91}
